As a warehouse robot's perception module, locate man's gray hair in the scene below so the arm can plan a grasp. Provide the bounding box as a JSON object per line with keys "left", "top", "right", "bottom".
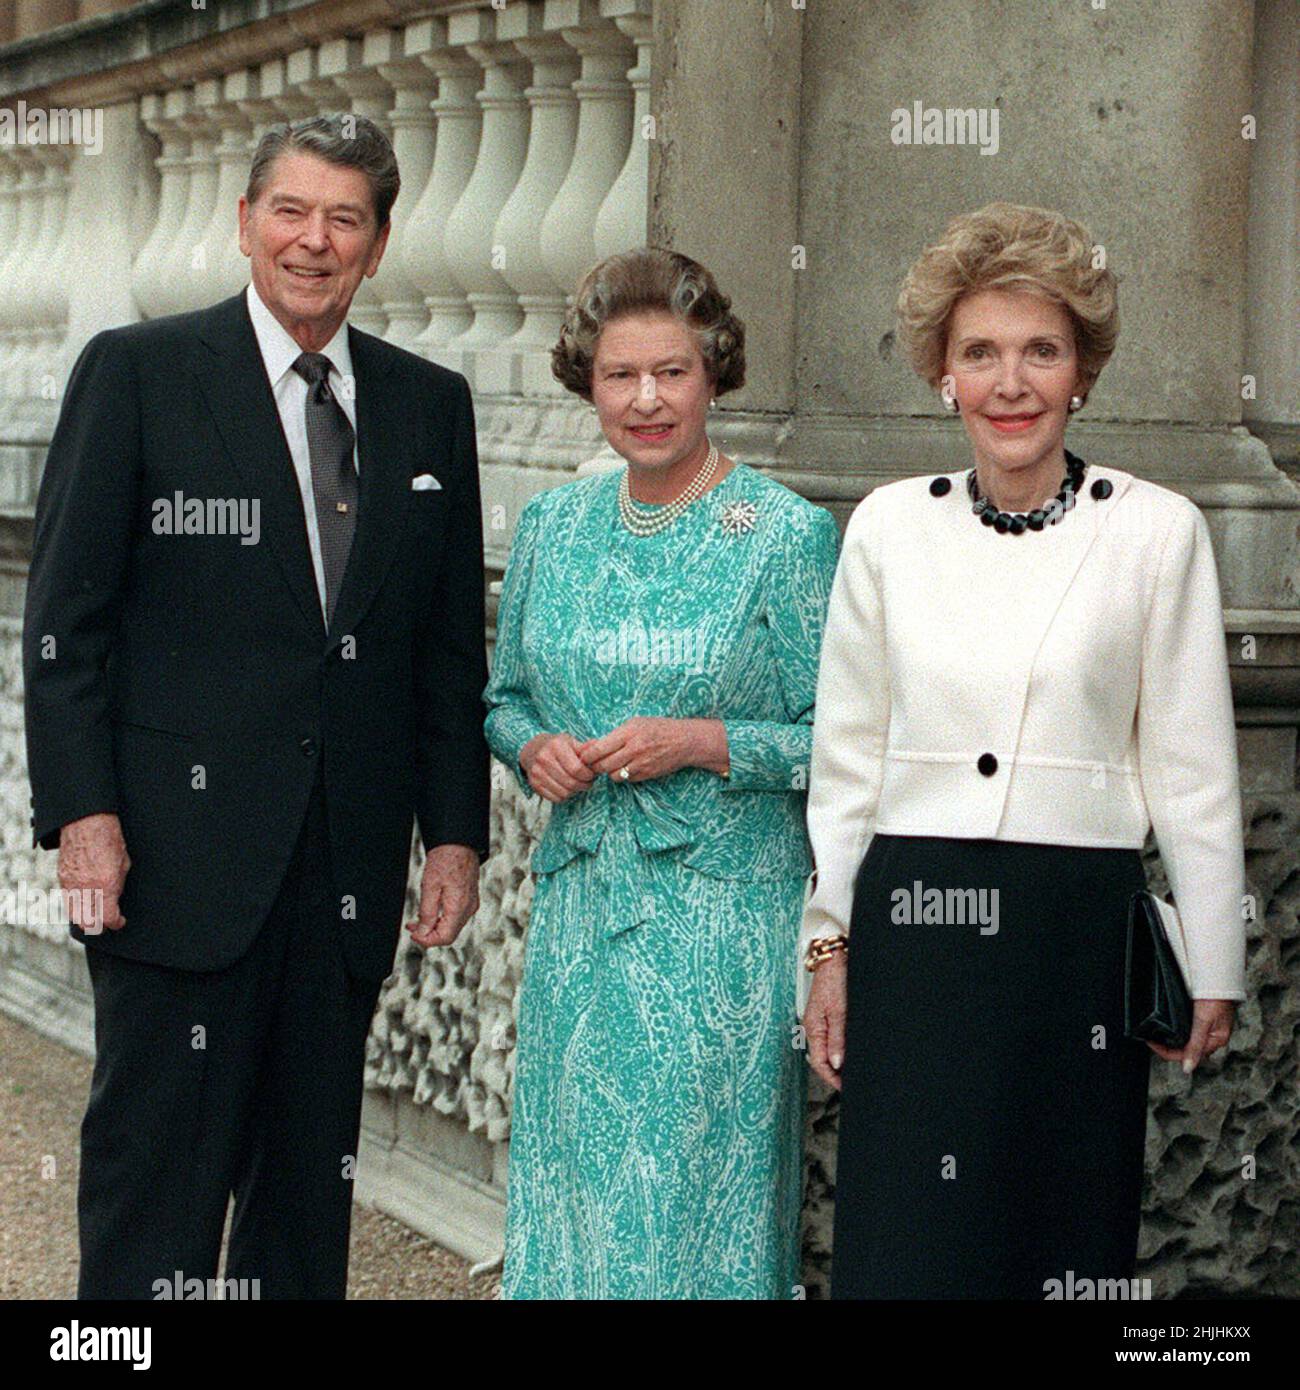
{"left": 246, "top": 113, "right": 400, "bottom": 227}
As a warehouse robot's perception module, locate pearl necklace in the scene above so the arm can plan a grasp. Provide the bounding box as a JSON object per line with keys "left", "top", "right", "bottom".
{"left": 967, "top": 450, "right": 1086, "bottom": 534}
{"left": 617, "top": 442, "right": 719, "bottom": 537}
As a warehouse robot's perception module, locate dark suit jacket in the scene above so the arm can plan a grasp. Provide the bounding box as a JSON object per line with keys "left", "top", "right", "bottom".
{"left": 22, "top": 289, "right": 491, "bottom": 981}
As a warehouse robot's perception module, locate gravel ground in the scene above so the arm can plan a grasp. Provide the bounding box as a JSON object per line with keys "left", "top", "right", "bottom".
{"left": 0, "top": 1010, "right": 497, "bottom": 1300}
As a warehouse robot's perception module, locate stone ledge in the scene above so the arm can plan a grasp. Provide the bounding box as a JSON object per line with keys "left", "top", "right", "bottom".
{"left": 0, "top": 951, "right": 95, "bottom": 1059}
{"left": 0, "top": 0, "right": 443, "bottom": 106}
{"left": 355, "top": 1097, "right": 505, "bottom": 1269}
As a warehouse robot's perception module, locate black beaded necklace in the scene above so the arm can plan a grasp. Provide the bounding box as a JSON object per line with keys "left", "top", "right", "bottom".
{"left": 966, "top": 449, "right": 1088, "bottom": 535}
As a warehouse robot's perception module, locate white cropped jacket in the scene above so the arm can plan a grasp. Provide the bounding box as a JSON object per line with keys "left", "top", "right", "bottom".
{"left": 801, "top": 463, "right": 1247, "bottom": 1000}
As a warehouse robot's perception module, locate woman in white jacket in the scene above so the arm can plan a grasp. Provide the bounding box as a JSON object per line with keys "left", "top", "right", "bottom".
{"left": 802, "top": 202, "right": 1247, "bottom": 1299}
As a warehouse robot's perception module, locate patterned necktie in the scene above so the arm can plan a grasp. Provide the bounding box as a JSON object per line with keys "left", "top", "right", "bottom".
{"left": 292, "top": 351, "right": 357, "bottom": 627}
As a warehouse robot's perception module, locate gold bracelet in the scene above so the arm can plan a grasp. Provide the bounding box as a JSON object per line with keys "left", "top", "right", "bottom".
{"left": 804, "top": 934, "right": 848, "bottom": 973}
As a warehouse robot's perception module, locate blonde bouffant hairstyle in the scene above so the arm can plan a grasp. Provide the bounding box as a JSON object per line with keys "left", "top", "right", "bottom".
{"left": 552, "top": 247, "right": 746, "bottom": 401}
{"left": 896, "top": 202, "right": 1120, "bottom": 403}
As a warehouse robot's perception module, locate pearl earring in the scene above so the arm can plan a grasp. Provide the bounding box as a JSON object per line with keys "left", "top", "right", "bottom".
{"left": 1068, "top": 395, "right": 1084, "bottom": 413}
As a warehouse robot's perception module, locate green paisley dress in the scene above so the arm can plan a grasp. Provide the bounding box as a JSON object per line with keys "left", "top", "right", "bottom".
{"left": 483, "top": 462, "right": 840, "bottom": 1299}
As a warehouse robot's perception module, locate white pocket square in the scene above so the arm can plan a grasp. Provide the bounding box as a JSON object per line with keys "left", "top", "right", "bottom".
{"left": 410, "top": 473, "right": 442, "bottom": 491}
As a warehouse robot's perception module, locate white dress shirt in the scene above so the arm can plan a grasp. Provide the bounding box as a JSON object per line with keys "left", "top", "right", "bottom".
{"left": 801, "top": 463, "right": 1247, "bottom": 1001}
{"left": 245, "top": 280, "right": 358, "bottom": 620}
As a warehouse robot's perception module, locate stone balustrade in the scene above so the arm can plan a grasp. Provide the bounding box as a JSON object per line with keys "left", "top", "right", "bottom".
{"left": 0, "top": 0, "right": 650, "bottom": 503}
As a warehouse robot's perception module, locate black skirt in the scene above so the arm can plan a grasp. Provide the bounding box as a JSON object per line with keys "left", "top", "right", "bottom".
{"left": 830, "top": 834, "right": 1152, "bottom": 1300}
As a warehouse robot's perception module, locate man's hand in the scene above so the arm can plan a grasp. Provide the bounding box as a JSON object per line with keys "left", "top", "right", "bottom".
{"left": 58, "top": 813, "right": 130, "bottom": 934}
{"left": 406, "top": 843, "right": 481, "bottom": 948}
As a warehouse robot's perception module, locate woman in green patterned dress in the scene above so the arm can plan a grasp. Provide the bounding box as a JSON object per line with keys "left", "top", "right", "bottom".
{"left": 483, "top": 249, "right": 840, "bottom": 1299}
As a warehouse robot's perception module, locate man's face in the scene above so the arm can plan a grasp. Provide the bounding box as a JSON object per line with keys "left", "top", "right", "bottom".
{"left": 238, "top": 150, "right": 390, "bottom": 350}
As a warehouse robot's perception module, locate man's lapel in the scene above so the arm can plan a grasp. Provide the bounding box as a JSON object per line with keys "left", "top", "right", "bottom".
{"left": 191, "top": 291, "right": 325, "bottom": 635}
{"left": 191, "top": 294, "right": 413, "bottom": 647}
{"left": 325, "top": 323, "right": 407, "bottom": 652}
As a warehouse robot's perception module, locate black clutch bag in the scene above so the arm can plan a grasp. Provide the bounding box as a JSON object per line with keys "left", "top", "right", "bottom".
{"left": 1124, "top": 890, "right": 1193, "bottom": 1047}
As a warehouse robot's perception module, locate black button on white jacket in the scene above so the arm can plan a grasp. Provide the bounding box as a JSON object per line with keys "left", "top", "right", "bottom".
{"left": 802, "top": 463, "right": 1246, "bottom": 1001}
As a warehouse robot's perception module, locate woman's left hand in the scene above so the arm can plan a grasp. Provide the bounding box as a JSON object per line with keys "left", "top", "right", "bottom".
{"left": 1147, "top": 999, "right": 1237, "bottom": 1073}
{"left": 577, "top": 717, "right": 726, "bottom": 782}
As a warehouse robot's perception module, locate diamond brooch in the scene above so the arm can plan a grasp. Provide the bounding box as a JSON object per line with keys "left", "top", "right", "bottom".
{"left": 719, "top": 499, "right": 757, "bottom": 537}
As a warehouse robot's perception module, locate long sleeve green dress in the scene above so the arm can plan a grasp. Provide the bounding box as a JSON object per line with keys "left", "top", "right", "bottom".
{"left": 484, "top": 461, "right": 840, "bottom": 1298}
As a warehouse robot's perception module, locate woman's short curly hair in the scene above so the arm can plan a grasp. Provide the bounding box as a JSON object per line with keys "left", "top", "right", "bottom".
{"left": 896, "top": 202, "right": 1120, "bottom": 400}
{"left": 552, "top": 247, "right": 746, "bottom": 400}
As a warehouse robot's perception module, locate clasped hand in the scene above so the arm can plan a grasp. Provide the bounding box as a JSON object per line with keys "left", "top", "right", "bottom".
{"left": 519, "top": 717, "right": 726, "bottom": 804}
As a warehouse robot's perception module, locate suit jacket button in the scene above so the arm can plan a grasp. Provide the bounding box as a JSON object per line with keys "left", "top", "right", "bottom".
{"left": 1090, "top": 478, "right": 1113, "bottom": 500}
{"left": 977, "top": 752, "right": 998, "bottom": 776}
{"left": 929, "top": 476, "right": 952, "bottom": 496}
{"left": 300, "top": 737, "right": 317, "bottom": 756}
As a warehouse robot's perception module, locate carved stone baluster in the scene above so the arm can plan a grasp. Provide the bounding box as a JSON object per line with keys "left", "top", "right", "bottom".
{"left": 131, "top": 89, "right": 192, "bottom": 321}
{"left": 0, "top": 147, "right": 39, "bottom": 417}
{"left": 594, "top": 10, "right": 653, "bottom": 259}
{"left": 477, "top": 25, "right": 580, "bottom": 397}
{"left": 439, "top": 27, "right": 530, "bottom": 382}
{"left": 60, "top": 101, "right": 157, "bottom": 357}
{"left": 22, "top": 142, "right": 71, "bottom": 412}
{"left": 539, "top": 22, "right": 634, "bottom": 314}
{"left": 402, "top": 20, "right": 481, "bottom": 360}
{"left": 375, "top": 29, "right": 438, "bottom": 347}
{"left": 154, "top": 80, "right": 221, "bottom": 317}
{"left": 196, "top": 70, "right": 255, "bottom": 300}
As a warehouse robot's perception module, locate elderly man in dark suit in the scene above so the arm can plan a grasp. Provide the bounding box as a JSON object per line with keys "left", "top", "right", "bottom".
{"left": 23, "top": 113, "right": 490, "bottom": 1299}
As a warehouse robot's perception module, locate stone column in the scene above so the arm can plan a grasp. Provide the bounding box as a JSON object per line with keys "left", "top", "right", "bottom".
{"left": 594, "top": 9, "right": 653, "bottom": 261}
{"left": 261, "top": 54, "right": 317, "bottom": 125}
{"left": 439, "top": 38, "right": 530, "bottom": 380}
{"left": 475, "top": 30, "right": 580, "bottom": 396}
{"left": 0, "top": 146, "right": 37, "bottom": 405}
{"left": 0, "top": 147, "right": 37, "bottom": 421}
{"left": 62, "top": 102, "right": 156, "bottom": 353}
{"left": 0, "top": 157, "right": 21, "bottom": 339}
{"left": 24, "top": 142, "right": 72, "bottom": 414}
{"left": 130, "top": 89, "right": 192, "bottom": 321}
{"left": 3, "top": 144, "right": 63, "bottom": 408}
{"left": 402, "top": 23, "right": 481, "bottom": 359}
{"left": 193, "top": 74, "right": 254, "bottom": 302}
{"left": 374, "top": 29, "right": 439, "bottom": 348}
{"left": 537, "top": 24, "right": 634, "bottom": 333}
{"left": 154, "top": 80, "right": 220, "bottom": 318}
{"left": 648, "top": 0, "right": 803, "bottom": 419}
